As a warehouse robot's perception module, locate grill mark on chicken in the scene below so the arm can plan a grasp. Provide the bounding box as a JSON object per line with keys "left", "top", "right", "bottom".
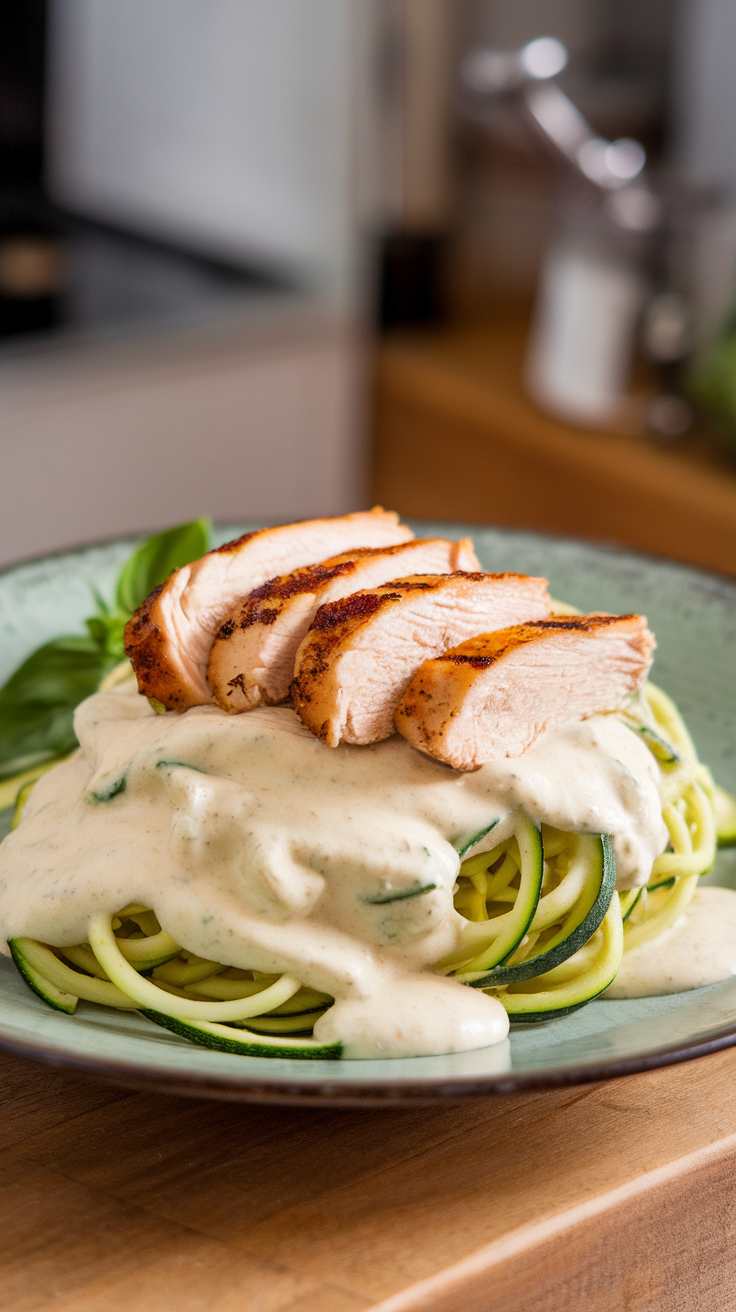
{"left": 246, "top": 606, "right": 280, "bottom": 628}
{"left": 123, "top": 584, "right": 186, "bottom": 705}
{"left": 307, "top": 572, "right": 529, "bottom": 652}
{"left": 438, "top": 616, "right": 630, "bottom": 670}
{"left": 124, "top": 508, "right": 413, "bottom": 710}
{"left": 245, "top": 558, "right": 366, "bottom": 608}
{"left": 395, "top": 614, "right": 655, "bottom": 770}
{"left": 312, "top": 591, "right": 401, "bottom": 631}
{"left": 208, "top": 538, "right": 479, "bottom": 714}
{"left": 292, "top": 571, "right": 550, "bottom": 748}
{"left": 211, "top": 530, "right": 259, "bottom": 555}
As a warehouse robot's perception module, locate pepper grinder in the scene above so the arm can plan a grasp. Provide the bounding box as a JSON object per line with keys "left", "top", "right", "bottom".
{"left": 462, "top": 38, "right": 665, "bottom": 431}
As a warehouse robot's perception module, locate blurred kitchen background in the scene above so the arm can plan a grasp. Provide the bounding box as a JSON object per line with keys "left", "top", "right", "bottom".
{"left": 2, "top": 0, "right": 736, "bottom": 574}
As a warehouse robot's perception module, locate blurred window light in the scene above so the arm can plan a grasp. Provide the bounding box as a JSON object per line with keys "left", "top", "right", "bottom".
{"left": 577, "top": 137, "right": 646, "bottom": 188}
{"left": 462, "top": 35, "right": 567, "bottom": 95}
{"left": 519, "top": 37, "right": 567, "bottom": 81}
{"left": 577, "top": 138, "right": 614, "bottom": 185}
{"left": 526, "top": 85, "right": 590, "bottom": 158}
{"left": 605, "top": 139, "right": 646, "bottom": 182}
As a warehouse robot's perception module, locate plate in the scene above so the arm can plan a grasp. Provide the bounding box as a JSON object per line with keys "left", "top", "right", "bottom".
{"left": 1, "top": 521, "right": 735, "bottom": 1105}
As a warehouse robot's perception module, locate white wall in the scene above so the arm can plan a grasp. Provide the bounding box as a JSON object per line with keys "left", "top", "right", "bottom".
{"left": 0, "top": 319, "right": 366, "bottom": 566}
{"left": 47, "top": 0, "right": 370, "bottom": 299}
{"left": 21, "top": 2, "right": 380, "bottom": 568}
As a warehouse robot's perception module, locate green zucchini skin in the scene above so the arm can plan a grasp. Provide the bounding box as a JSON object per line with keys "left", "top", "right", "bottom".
{"left": 629, "top": 723, "right": 681, "bottom": 765}
{"left": 469, "top": 834, "right": 615, "bottom": 989}
{"left": 243, "top": 1007, "right": 328, "bottom": 1035}
{"left": 8, "top": 938, "right": 78, "bottom": 1013}
{"left": 132, "top": 952, "right": 182, "bottom": 972}
{"left": 507, "top": 996, "right": 603, "bottom": 1024}
{"left": 456, "top": 818, "right": 499, "bottom": 859}
{"left": 459, "top": 818, "right": 544, "bottom": 975}
{"left": 362, "top": 882, "right": 436, "bottom": 905}
{"left": 499, "top": 957, "right": 621, "bottom": 1023}
{"left": 494, "top": 890, "right": 624, "bottom": 1021}
{"left": 644, "top": 876, "right": 676, "bottom": 893}
{"left": 503, "top": 973, "right": 617, "bottom": 1024}
{"left": 140, "top": 1009, "right": 342, "bottom": 1059}
{"left": 619, "top": 886, "right": 642, "bottom": 918}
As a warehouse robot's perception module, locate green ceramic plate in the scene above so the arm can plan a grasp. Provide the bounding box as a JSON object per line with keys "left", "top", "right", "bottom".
{"left": 0, "top": 522, "right": 735, "bottom": 1105}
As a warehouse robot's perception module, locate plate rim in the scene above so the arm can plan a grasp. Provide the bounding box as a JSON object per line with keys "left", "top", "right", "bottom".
{"left": 4, "top": 1010, "right": 736, "bottom": 1104}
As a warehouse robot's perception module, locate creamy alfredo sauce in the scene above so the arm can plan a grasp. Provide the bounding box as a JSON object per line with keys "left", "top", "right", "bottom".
{"left": 606, "top": 887, "right": 736, "bottom": 998}
{"left": 0, "top": 685, "right": 668, "bottom": 1059}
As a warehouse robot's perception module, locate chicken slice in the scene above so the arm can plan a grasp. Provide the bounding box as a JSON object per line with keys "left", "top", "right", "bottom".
{"left": 395, "top": 614, "right": 656, "bottom": 770}
{"left": 208, "top": 537, "right": 480, "bottom": 713}
{"left": 291, "top": 572, "right": 550, "bottom": 747}
{"left": 124, "top": 508, "right": 413, "bottom": 710}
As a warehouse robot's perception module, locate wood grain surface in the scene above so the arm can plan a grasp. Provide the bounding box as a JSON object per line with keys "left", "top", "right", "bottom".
{"left": 372, "top": 320, "right": 736, "bottom": 578}
{"left": 3, "top": 1042, "right": 736, "bottom": 1311}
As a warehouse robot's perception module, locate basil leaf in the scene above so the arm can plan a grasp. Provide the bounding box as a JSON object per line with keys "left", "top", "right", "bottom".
{"left": 0, "top": 637, "right": 115, "bottom": 781}
{"left": 115, "top": 518, "right": 211, "bottom": 616}
{"left": 0, "top": 517, "right": 212, "bottom": 787}
{"left": 85, "top": 614, "right": 128, "bottom": 661}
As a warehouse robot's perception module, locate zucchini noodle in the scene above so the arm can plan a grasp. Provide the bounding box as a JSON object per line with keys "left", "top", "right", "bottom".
{"left": 9, "top": 901, "right": 338, "bottom": 1058}
{"left": 448, "top": 823, "right": 621, "bottom": 1017}
{"left": 442, "top": 682, "right": 722, "bottom": 1020}
{"left": 4, "top": 680, "right": 734, "bottom": 1051}
{"left": 615, "top": 683, "right": 717, "bottom": 954}
{"left": 498, "top": 896, "right": 624, "bottom": 1022}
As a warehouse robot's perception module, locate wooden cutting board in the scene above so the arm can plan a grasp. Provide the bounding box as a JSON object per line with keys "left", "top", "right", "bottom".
{"left": 2, "top": 1041, "right": 736, "bottom": 1311}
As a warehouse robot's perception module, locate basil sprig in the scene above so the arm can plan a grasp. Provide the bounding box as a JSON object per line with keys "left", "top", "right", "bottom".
{"left": 115, "top": 519, "right": 211, "bottom": 616}
{"left": 0, "top": 518, "right": 211, "bottom": 784}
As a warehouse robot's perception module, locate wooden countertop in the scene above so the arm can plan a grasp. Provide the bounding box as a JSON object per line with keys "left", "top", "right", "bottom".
{"left": 3, "top": 1041, "right": 736, "bottom": 1311}
{"left": 372, "top": 319, "right": 736, "bottom": 577}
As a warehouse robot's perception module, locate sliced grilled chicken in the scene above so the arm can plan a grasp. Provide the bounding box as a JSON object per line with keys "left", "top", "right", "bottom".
{"left": 124, "top": 508, "right": 413, "bottom": 710}
{"left": 208, "top": 537, "right": 480, "bottom": 713}
{"left": 292, "top": 572, "right": 550, "bottom": 747}
{"left": 395, "top": 614, "right": 655, "bottom": 770}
